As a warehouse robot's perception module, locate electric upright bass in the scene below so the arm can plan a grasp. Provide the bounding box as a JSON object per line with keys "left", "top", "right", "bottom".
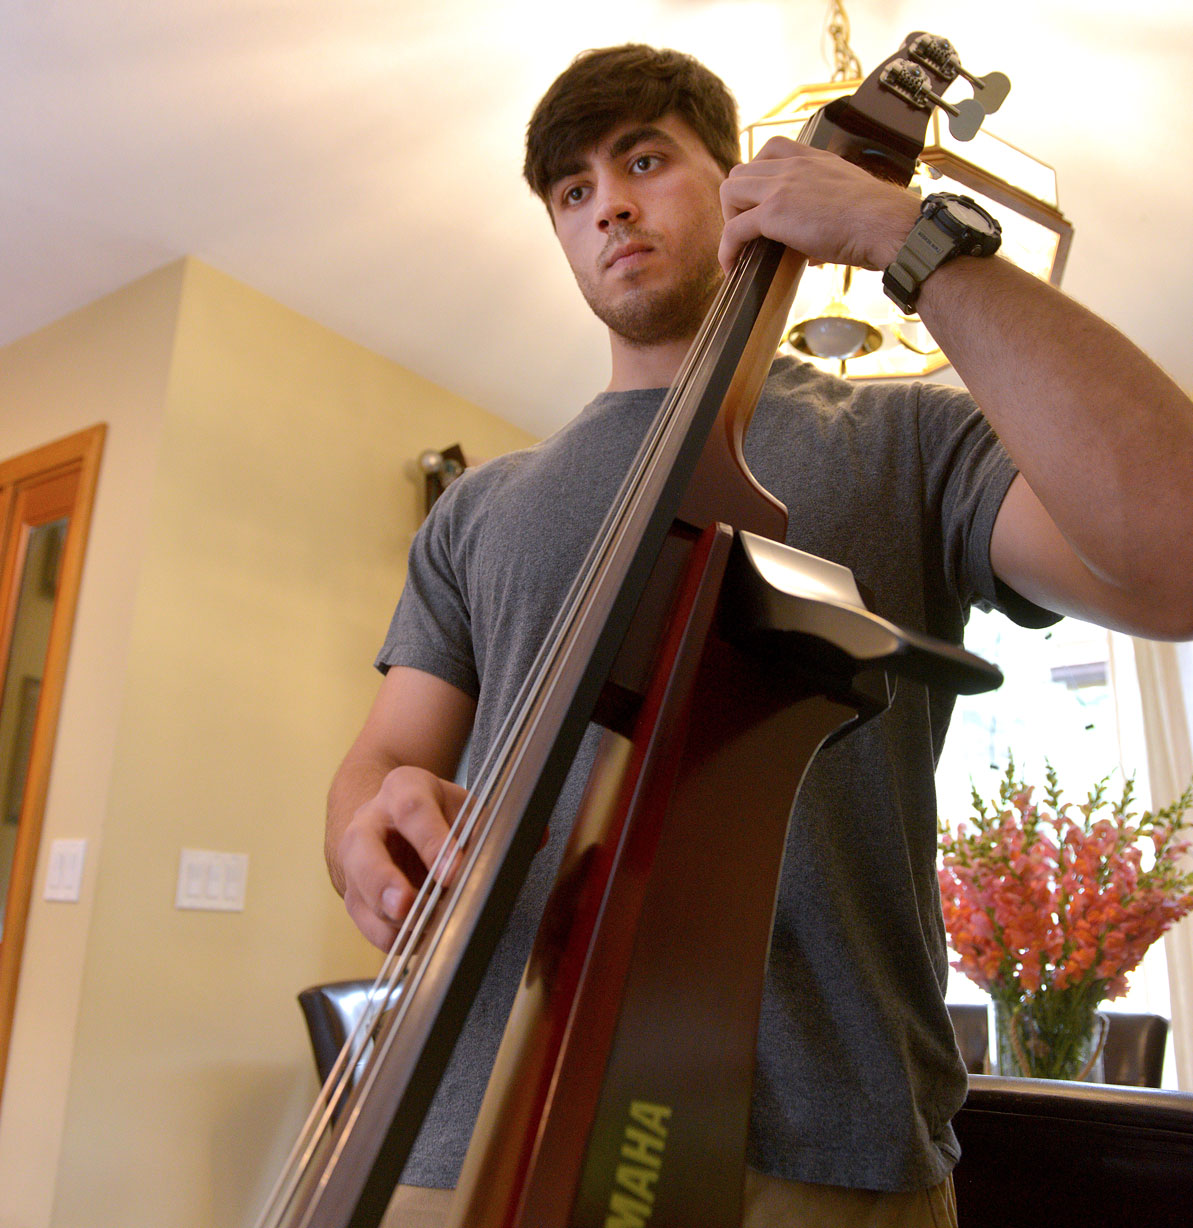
{"left": 256, "top": 31, "right": 1009, "bottom": 1228}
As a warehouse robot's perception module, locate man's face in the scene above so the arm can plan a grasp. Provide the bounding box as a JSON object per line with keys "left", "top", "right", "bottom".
{"left": 547, "top": 113, "right": 728, "bottom": 348}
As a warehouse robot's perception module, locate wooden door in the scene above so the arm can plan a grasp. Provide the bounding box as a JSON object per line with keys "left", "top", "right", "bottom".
{"left": 0, "top": 425, "right": 105, "bottom": 1108}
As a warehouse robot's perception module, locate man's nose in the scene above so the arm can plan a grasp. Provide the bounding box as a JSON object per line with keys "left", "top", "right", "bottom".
{"left": 595, "top": 183, "right": 638, "bottom": 230}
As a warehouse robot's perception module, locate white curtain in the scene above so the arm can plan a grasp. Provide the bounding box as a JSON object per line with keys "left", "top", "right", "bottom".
{"left": 1126, "top": 637, "right": 1193, "bottom": 1089}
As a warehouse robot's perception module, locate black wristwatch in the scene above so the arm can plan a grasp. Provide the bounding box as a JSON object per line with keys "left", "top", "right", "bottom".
{"left": 882, "top": 193, "right": 1002, "bottom": 314}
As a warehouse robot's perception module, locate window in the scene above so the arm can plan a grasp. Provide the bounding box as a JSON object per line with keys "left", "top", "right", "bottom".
{"left": 935, "top": 607, "right": 1178, "bottom": 1086}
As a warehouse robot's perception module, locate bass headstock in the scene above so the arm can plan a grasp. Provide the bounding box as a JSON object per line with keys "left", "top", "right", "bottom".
{"left": 802, "top": 31, "right": 1011, "bottom": 186}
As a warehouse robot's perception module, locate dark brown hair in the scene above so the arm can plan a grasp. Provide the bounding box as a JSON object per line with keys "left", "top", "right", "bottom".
{"left": 523, "top": 44, "right": 740, "bottom": 205}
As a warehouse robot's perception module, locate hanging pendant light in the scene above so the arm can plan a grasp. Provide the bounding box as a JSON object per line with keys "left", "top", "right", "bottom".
{"left": 786, "top": 262, "right": 882, "bottom": 366}
{"left": 742, "top": 5, "right": 1073, "bottom": 380}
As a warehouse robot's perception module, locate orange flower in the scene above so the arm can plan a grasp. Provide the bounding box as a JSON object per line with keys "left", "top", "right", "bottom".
{"left": 938, "top": 760, "right": 1193, "bottom": 1010}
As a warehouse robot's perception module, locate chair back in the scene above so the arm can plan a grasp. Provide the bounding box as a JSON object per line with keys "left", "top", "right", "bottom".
{"left": 946, "top": 1002, "right": 989, "bottom": 1074}
{"left": 1101, "top": 1011, "right": 1168, "bottom": 1088}
{"left": 946, "top": 1003, "right": 1169, "bottom": 1087}
{"left": 297, "top": 978, "right": 382, "bottom": 1092}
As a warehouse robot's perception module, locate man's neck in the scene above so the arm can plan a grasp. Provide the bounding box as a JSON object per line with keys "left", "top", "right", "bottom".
{"left": 605, "top": 331, "right": 696, "bottom": 392}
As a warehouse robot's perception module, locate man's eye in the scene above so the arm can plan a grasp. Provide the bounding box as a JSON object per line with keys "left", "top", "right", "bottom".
{"left": 561, "top": 184, "right": 586, "bottom": 205}
{"left": 632, "top": 154, "right": 659, "bottom": 172}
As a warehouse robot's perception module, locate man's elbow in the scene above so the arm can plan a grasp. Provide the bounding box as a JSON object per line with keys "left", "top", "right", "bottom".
{"left": 1128, "top": 588, "right": 1193, "bottom": 641}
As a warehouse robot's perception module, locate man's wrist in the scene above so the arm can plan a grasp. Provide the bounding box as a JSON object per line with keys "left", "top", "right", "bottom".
{"left": 878, "top": 195, "right": 924, "bottom": 270}
{"left": 882, "top": 193, "right": 1002, "bottom": 314}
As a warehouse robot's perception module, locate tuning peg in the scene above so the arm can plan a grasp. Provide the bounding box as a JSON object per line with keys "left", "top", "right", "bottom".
{"left": 966, "top": 70, "right": 1010, "bottom": 114}
{"left": 881, "top": 58, "right": 993, "bottom": 143}
{"left": 906, "top": 34, "right": 1011, "bottom": 115}
{"left": 946, "top": 97, "right": 987, "bottom": 142}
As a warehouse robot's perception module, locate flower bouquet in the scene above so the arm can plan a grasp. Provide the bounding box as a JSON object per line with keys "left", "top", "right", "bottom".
{"left": 938, "top": 760, "right": 1193, "bottom": 1080}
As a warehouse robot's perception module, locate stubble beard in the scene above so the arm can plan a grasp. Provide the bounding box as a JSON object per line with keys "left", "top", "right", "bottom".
{"left": 577, "top": 230, "right": 725, "bottom": 349}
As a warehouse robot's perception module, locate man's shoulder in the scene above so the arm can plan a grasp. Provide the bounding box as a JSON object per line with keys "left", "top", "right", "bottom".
{"left": 436, "top": 431, "right": 561, "bottom": 514}
{"left": 763, "top": 354, "right": 965, "bottom": 408}
{"left": 758, "top": 356, "right": 978, "bottom": 441}
{"left": 448, "top": 390, "right": 663, "bottom": 513}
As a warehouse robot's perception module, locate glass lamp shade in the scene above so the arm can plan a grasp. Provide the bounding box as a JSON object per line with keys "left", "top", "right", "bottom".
{"left": 786, "top": 262, "right": 882, "bottom": 367}
{"left": 741, "top": 80, "right": 1073, "bottom": 379}
{"left": 790, "top": 312, "right": 881, "bottom": 361}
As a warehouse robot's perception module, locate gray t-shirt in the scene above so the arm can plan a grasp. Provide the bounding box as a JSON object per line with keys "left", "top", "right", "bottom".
{"left": 376, "top": 355, "right": 1056, "bottom": 1192}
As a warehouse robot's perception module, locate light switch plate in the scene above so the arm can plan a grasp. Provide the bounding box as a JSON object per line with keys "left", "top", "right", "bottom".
{"left": 44, "top": 838, "right": 87, "bottom": 902}
{"left": 175, "top": 848, "right": 248, "bottom": 911}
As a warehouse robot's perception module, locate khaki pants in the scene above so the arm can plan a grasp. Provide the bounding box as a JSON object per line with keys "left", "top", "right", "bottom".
{"left": 743, "top": 1168, "right": 957, "bottom": 1227}
{"left": 383, "top": 1170, "right": 958, "bottom": 1228}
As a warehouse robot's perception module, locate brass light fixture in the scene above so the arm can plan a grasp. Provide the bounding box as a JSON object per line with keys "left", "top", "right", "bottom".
{"left": 418, "top": 443, "right": 467, "bottom": 518}
{"left": 742, "top": 3, "right": 1073, "bottom": 379}
{"left": 785, "top": 262, "right": 882, "bottom": 362}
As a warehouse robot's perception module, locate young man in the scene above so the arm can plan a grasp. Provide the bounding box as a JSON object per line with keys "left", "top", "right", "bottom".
{"left": 327, "top": 45, "right": 1193, "bottom": 1227}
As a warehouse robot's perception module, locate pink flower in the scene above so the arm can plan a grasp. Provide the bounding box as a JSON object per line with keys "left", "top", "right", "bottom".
{"left": 939, "top": 762, "right": 1193, "bottom": 1009}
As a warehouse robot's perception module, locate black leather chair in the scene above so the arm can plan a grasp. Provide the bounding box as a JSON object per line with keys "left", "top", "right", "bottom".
{"left": 953, "top": 1076, "right": 1193, "bottom": 1227}
{"left": 1101, "top": 1011, "right": 1169, "bottom": 1088}
{"left": 946, "top": 1002, "right": 989, "bottom": 1074}
{"left": 297, "top": 978, "right": 392, "bottom": 1100}
{"left": 946, "top": 1002, "right": 1169, "bottom": 1087}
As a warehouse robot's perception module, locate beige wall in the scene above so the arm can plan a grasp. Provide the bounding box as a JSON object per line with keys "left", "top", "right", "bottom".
{"left": 0, "top": 260, "right": 536, "bottom": 1228}
{"left": 0, "top": 263, "right": 184, "bottom": 1228}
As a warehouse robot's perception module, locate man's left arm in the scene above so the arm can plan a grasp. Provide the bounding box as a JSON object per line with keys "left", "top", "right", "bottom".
{"left": 720, "top": 140, "right": 1193, "bottom": 639}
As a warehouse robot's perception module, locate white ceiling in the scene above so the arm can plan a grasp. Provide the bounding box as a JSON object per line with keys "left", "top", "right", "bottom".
{"left": 4, "top": 0, "right": 1191, "bottom": 438}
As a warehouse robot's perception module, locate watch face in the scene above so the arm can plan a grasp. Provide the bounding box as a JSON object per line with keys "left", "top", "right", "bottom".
{"left": 946, "top": 198, "right": 996, "bottom": 235}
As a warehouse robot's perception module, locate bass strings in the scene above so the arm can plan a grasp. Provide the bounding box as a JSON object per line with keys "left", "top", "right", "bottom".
{"left": 254, "top": 240, "right": 768, "bottom": 1228}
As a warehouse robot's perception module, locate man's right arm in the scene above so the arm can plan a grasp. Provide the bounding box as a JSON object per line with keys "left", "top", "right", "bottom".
{"left": 326, "top": 665, "right": 477, "bottom": 951}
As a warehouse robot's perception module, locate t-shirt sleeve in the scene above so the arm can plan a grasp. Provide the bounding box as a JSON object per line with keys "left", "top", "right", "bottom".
{"left": 373, "top": 489, "right": 481, "bottom": 698}
{"left": 915, "top": 381, "right": 1061, "bottom": 630}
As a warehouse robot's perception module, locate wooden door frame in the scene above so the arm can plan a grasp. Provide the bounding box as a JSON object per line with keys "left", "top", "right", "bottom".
{"left": 0, "top": 424, "right": 106, "bottom": 1108}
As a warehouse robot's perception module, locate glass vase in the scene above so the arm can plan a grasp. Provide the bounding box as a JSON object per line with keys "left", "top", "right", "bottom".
{"left": 989, "top": 997, "right": 1106, "bottom": 1081}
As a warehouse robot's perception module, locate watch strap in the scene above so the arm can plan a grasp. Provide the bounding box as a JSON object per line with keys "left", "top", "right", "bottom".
{"left": 883, "top": 194, "right": 1001, "bottom": 314}
{"left": 883, "top": 213, "right": 959, "bottom": 314}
